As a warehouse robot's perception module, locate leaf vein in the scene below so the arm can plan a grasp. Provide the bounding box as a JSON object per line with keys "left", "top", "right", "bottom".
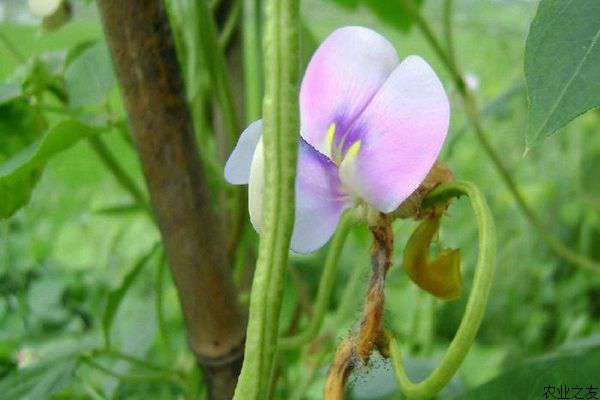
{"left": 535, "top": 21, "right": 600, "bottom": 138}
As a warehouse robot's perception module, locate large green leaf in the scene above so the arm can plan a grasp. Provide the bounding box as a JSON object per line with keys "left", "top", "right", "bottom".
{"left": 0, "top": 356, "right": 78, "bottom": 400}
{"left": 455, "top": 338, "right": 600, "bottom": 399}
{"left": 525, "top": 0, "right": 600, "bottom": 143}
{"left": 0, "top": 120, "right": 104, "bottom": 219}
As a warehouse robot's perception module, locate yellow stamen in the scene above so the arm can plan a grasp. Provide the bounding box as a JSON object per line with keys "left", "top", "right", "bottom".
{"left": 325, "top": 122, "right": 336, "bottom": 157}
{"left": 344, "top": 140, "right": 361, "bottom": 161}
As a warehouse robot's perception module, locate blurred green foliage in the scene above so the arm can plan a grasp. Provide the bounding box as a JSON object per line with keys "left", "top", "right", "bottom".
{"left": 0, "top": 0, "right": 598, "bottom": 399}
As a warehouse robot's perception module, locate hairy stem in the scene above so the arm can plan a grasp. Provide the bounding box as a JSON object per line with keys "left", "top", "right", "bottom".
{"left": 232, "top": 0, "right": 300, "bottom": 398}
{"left": 96, "top": 2, "right": 245, "bottom": 398}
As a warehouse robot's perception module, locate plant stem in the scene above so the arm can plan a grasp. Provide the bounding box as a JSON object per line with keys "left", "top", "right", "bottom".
{"left": 403, "top": 0, "right": 600, "bottom": 273}
{"left": 196, "top": 0, "right": 240, "bottom": 151}
{"left": 442, "top": 0, "right": 457, "bottom": 75}
{"left": 356, "top": 214, "right": 393, "bottom": 361}
{"left": 324, "top": 214, "right": 394, "bottom": 399}
{"left": 389, "top": 181, "right": 496, "bottom": 399}
{"left": 232, "top": 0, "right": 300, "bottom": 398}
{"left": 87, "top": 135, "right": 152, "bottom": 215}
{"left": 92, "top": 348, "right": 186, "bottom": 378}
{"left": 219, "top": 0, "right": 241, "bottom": 50}
{"left": 195, "top": 0, "right": 249, "bottom": 266}
{"left": 242, "top": 0, "right": 264, "bottom": 122}
{"left": 280, "top": 212, "right": 356, "bottom": 349}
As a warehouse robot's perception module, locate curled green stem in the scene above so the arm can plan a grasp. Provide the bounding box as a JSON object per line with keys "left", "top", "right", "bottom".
{"left": 403, "top": 0, "right": 600, "bottom": 273}
{"left": 389, "top": 181, "right": 496, "bottom": 399}
{"left": 279, "top": 212, "right": 356, "bottom": 349}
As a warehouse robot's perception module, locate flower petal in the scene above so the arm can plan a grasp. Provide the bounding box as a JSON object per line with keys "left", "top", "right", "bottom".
{"left": 248, "top": 137, "right": 349, "bottom": 253}
{"left": 339, "top": 56, "right": 450, "bottom": 213}
{"left": 224, "top": 119, "right": 263, "bottom": 184}
{"left": 291, "top": 139, "right": 349, "bottom": 253}
{"left": 300, "top": 26, "right": 399, "bottom": 157}
{"left": 248, "top": 136, "right": 264, "bottom": 232}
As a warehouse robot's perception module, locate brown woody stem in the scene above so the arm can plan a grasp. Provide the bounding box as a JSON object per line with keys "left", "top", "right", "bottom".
{"left": 96, "top": 1, "right": 245, "bottom": 398}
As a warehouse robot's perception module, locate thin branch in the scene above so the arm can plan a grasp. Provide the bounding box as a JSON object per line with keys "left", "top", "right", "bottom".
{"left": 80, "top": 356, "right": 187, "bottom": 388}
{"left": 91, "top": 348, "right": 186, "bottom": 379}
{"left": 87, "top": 135, "right": 152, "bottom": 215}
{"left": 442, "top": 0, "right": 457, "bottom": 77}
{"left": 219, "top": 0, "right": 242, "bottom": 50}
{"left": 196, "top": 0, "right": 241, "bottom": 152}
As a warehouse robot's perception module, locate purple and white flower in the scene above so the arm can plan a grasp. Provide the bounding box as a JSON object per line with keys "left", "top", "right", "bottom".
{"left": 225, "top": 26, "right": 450, "bottom": 254}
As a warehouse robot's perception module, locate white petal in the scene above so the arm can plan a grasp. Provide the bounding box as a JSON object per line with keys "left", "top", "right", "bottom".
{"left": 224, "top": 119, "right": 263, "bottom": 184}
{"left": 248, "top": 137, "right": 264, "bottom": 232}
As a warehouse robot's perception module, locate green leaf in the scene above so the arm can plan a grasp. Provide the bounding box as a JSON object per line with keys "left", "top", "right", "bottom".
{"left": 0, "top": 100, "right": 47, "bottom": 161}
{"left": 102, "top": 243, "right": 161, "bottom": 348}
{"left": 525, "top": 0, "right": 600, "bottom": 142}
{"left": 455, "top": 339, "right": 600, "bottom": 399}
{"left": 64, "top": 41, "right": 116, "bottom": 107}
{"left": 327, "top": 0, "right": 423, "bottom": 33}
{"left": 0, "top": 120, "right": 104, "bottom": 219}
{"left": 0, "top": 356, "right": 78, "bottom": 400}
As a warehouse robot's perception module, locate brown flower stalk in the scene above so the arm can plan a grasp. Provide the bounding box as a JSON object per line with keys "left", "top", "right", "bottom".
{"left": 324, "top": 163, "right": 453, "bottom": 399}
{"left": 324, "top": 214, "right": 393, "bottom": 399}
